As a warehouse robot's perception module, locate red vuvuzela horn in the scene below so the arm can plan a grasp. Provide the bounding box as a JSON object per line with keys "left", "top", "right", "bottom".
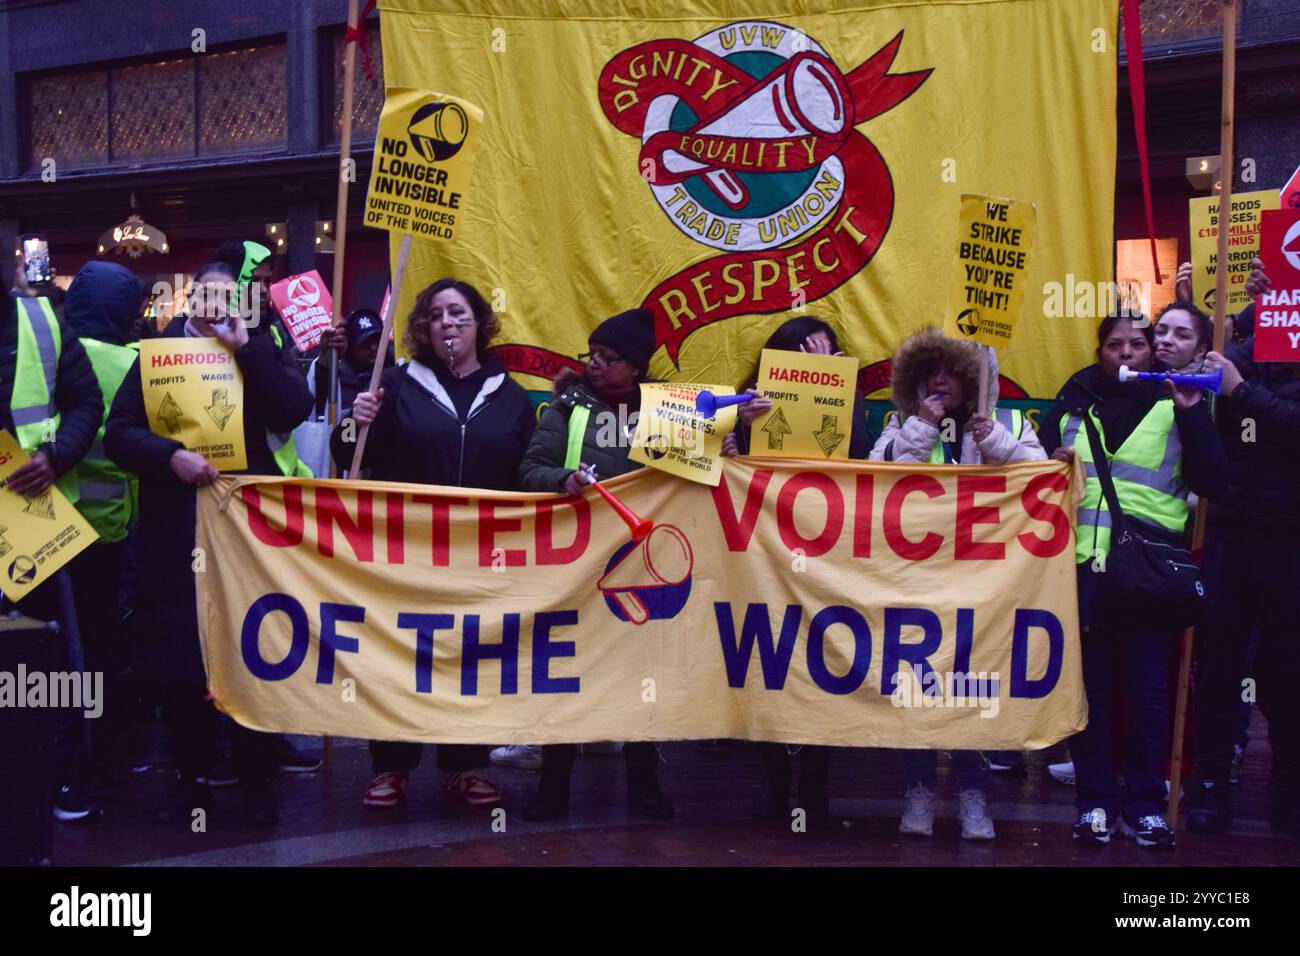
{"left": 590, "top": 481, "right": 653, "bottom": 541}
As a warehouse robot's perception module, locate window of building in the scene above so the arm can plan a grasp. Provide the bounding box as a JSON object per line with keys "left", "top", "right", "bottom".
{"left": 25, "top": 42, "right": 289, "bottom": 172}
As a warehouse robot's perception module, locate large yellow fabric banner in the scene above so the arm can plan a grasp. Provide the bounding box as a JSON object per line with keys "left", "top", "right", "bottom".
{"left": 197, "top": 459, "right": 1087, "bottom": 749}
{"left": 376, "top": 0, "right": 1116, "bottom": 404}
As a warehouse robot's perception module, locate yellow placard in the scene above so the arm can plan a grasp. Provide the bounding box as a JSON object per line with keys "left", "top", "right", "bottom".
{"left": 1189, "top": 189, "right": 1280, "bottom": 314}
{"left": 945, "top": 194, "right": 1037, "bottom": 348}
{"left": 0, "top": 431, "right": 98, "bottom": 601}
{"left": 139, "top": 339, "right": 246, "bottom": 472}
{"left": 629, "top": 382, "right": 736, "bottom": 486}
{"left": 749, "top": 349, "right": 857, "bottom": 459}
{"left": 364, "top": 87, "right": 484, "bottom": 241}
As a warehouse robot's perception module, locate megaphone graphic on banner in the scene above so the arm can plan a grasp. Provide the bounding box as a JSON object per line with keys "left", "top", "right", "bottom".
{"left": 1118, "top": 365, "right": 1223, "bottom": 394}
{"left": 597, "top": 524, "right": 695, "bottom": 626}
{"left": 657, "top": 52, "right": 852, "bottom": 210}
{"left": 694, "top": 390, "right": 755, "bottom": 419}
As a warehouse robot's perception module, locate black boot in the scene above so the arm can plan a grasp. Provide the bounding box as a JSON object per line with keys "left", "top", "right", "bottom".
{"left": 242, "top": 779, "right": 279, "bottom": 827}
{"left": 1185, "top": 780, "right": 1232, "bottom": 834}
{"left": 524, "top": 772, "right": 569, "bottom": 821}
{"left": 628, "top": 777, "right": 675, "bottom": 820}
{"left": 155, "top": 776, "right": 211, "bottom": 825}
{"left": 754, "top": 744, "right": 791, "bottom": 821}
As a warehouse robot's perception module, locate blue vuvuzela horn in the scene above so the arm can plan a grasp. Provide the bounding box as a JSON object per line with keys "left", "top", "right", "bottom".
{"left": 694, "top": 390, "right": 756, "bottom": 418}
{"left": 1118, "top": 365, "right": 1222, "bottom": 394}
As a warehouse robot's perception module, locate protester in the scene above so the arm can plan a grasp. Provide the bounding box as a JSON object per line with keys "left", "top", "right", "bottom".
{"left": 1038, "top": 313, "right": 1226, "bottom": 849}
{"left": 721, "top": 315, "right": 868, "bottom": 826}
{"left": 310, "top": 308, "right": 392, "bottom": 420}
{"left": 104, "top": 261, "right": 314, "bottom": 827}
{"left": 2, "top": 262, "right": 104, "bottom": 823}
{"left": 333, "top": 277, "right": 534, "bottom": 811}
{"left": 868, "top": 326, "right": 1043, "bottom": 840}
{"left": 516, "top": 307, "right": 674, "bottom": 822}
{"left": 1153, "top": 302, "right": 1213, "bottom": 374}
{"left": 1188, "top": 258, "right": 1300, "bottom": 839}
{"left": 61, "top": 262, "right": 144, "bottom": 798}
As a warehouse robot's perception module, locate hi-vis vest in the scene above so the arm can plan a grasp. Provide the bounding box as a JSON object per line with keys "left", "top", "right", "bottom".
{"left": 1060, "top": 401, "right": 1188, "bottom": 565}
{"left": 925, "top": 408, "right": 1024, "bottom": 464}
{"left": 564, "top": 404, "right": 590, "bottom": 469}
{"left": 78, "top": 338, "right": 140, "bottom": 541}
{"left": 11, "top": 297, "right": 78, "bottom": 502}
{"left": 265, "top": 325, "right": 312, "bottom": 478}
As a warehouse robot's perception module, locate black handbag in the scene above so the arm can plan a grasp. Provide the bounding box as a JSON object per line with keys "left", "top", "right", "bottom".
{"left": 1080, "top": 411, "right": 1205, "bottom": 628}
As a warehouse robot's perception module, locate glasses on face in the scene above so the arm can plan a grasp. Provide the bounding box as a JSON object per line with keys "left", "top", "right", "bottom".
{"left": 579, "top": 351, "right": 628, "bottom": 369}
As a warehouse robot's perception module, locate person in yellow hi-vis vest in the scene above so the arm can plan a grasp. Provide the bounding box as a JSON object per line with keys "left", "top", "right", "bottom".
{"left": 1038, "top": 313, "right": 1227, "bottom": 850}
{"left": 60, "top": 262, "right": 145, "bottom": 808}
{"left": 3, "top": 274, "right": 105, "bottom": 823}
{"left": 104, "top": 260, "right": 314, "bottom": 828}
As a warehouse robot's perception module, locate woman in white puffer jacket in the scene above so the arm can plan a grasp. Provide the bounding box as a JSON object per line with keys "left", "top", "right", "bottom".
{"left": 870, "top": 326, "right": 1044, "bottom": 465}
{"left": 870, "top": 326, "right": 1046, "bottom": 841}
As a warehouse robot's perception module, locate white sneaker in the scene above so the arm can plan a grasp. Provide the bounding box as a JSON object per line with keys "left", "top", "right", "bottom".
{"left": 489, "top": 744, "right": 542, "bottom": 771}
{"left": 959, "top": 789, "right": 996, "bottom": 840}
{"left": 899, "top": 784, "right": 935, "bottom": 836}
{"left": 1048, "top": 760, "right": 1076, "bottom": 786}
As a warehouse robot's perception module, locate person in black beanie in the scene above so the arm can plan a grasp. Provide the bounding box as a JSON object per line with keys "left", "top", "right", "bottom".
{"left": 517, "top": 308, "right": 674, "bottom": 821}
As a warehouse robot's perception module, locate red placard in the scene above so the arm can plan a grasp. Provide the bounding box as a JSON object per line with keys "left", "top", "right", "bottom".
{"left": 1255, "top": 209, "right": 1300, "bottom": 362}
{"left": 269, "top": 270, "right": 334, "bottom": 351}
{"left": 1283, "top": 164, "right": 1300, "bottom": 210}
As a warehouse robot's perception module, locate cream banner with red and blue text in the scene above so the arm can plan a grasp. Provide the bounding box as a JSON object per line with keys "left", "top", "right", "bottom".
{"left": 377, "top": 0, "right": 1116, "bottom": 406}
{"left": 197, "top": 459, "right": 1086, "bottom": 748}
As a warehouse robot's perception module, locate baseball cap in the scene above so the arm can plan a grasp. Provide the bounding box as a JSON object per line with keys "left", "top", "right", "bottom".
{"left": 345, "top": 308, "right": 383, "bottom": 348}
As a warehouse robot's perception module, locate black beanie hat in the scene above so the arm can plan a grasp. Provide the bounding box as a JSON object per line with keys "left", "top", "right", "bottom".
{"left": 587, "top": 308, "right": 657, "bottom": 376}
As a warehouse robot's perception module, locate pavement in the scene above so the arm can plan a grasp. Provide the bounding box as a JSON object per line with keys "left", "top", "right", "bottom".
{"left": 51, "top": 712, "right": 1300, "bottom": 866}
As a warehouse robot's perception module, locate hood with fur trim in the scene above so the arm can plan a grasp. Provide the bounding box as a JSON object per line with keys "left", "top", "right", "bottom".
{"left": 889, "top": 326, "right": 1000, "bottom": 417}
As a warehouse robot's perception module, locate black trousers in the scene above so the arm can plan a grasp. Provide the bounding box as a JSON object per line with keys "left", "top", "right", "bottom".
{"left": 538, "top": 743, "right": 659, "bottom": 793}
{"left": 68, "top": 540, "right": 128, "bottom": 779}
{"left": 369, "top": 741, "right": 489, "bottom": 774}
{"left": 1070, "top": 565, "right": 1178, "bottom": 821}
{"left": 13, "top": 569, "right": 83, "bottom": 790}
{"left": 165, "top": 683, "right": 277, "bottom": 785}
{"left": 1194, "top": 529, "right": 1300, "bottom": 803}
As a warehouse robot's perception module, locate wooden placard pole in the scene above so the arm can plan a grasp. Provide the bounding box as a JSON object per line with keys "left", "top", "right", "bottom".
{"left": 1167, "top": 0, "right": 1236, "bottom": 830}
{"left": 349, "top": 233, "right": 412, "bottom": 476}
{"left": 327, "top": 0, "right": 361, "bottom": 438}
{"left": 977, "top": 347, "right": 991, "bottom": 416}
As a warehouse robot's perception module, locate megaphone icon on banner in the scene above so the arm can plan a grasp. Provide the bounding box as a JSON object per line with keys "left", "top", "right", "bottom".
{"left": 597, "top": 525, "right": 695, "bottom": 626}
{"left": 694, "top": 390, "right": 755, "bottom": 419}
{"left": 657, "top": 52, "right": 852, "bottom": 210}
{"left": 1118, "top": 365, "right": 1223, "bottom": 394}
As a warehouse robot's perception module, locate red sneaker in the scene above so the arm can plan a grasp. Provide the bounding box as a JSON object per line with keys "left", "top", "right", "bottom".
{"left": 446, "top": 771, "right": 501, "bottom": 806}
{"left": 363, "top": 770, "right": 409, "bottom": 809}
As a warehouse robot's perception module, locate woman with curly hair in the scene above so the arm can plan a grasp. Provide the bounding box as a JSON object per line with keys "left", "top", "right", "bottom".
{"left": 332, "top": 277, "right": 536, "bottom": 812}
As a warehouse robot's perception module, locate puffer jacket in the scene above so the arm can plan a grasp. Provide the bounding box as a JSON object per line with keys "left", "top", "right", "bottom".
{"left": 869, "top": 327, "right": 1044, "bottom": 464}
{"left": 519, "top": 370, "right": 642, "bottom": 492}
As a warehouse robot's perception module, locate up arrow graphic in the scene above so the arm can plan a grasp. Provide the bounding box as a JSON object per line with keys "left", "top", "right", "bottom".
{"left": 814, "top": 414, "right": 845, "bottom": 457}
{"left": 156, "top": 392, "right": 184, "bottom": 434}
{"left": 761, "top": 406, "right": 792, "bottom": 451}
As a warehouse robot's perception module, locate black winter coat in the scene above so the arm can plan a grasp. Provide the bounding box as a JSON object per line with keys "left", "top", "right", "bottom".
{"left": 1210, "top": 332, "right": 1300, "bottom": 531}
{"left": 518, "top": 376, "right": 642, "bottom": 493}
{"left": 1, "top": 292, "right": 103, "bottom": 477}
{"left": 330, "top": 354, "right": 535, "bottom": 490}
{"left": 103, "top": 316, "right": 314, "bottom": 683}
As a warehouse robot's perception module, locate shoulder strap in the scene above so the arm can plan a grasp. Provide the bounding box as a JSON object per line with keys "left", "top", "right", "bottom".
{"left": 1079, "top": 410, "right": 1127, "bottom": 535}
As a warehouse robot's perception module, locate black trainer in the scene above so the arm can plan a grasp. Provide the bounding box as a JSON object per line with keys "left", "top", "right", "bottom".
{"left": 628, "top": 781, "right": 674, "bottom": 820}
{"left": 1072, "top": 807, "right": 1115, "bottom": 845}
{"left": 1186, "top": 781, "right": 1232, "bottom": 834}
{"left": 1120, "top": 813, "right": 1175, "bottom": 848}
{"left": 277, "top": 737, "right": 323, "bottom": 773}
{"left": 53, "top": 783, "right": 102, "bottom": 824}
{"left": 155, "top": 777, "right": 212, "bottom": 825}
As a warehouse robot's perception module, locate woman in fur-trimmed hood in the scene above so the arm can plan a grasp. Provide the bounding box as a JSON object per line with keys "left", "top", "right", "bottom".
{"left": 869, "top": 326, "right": 1043, "bottom": 464}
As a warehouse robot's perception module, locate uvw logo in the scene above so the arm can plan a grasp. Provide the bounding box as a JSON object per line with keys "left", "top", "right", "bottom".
{"left": 287, "top": 275, "right": 321, "bottom": 308}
